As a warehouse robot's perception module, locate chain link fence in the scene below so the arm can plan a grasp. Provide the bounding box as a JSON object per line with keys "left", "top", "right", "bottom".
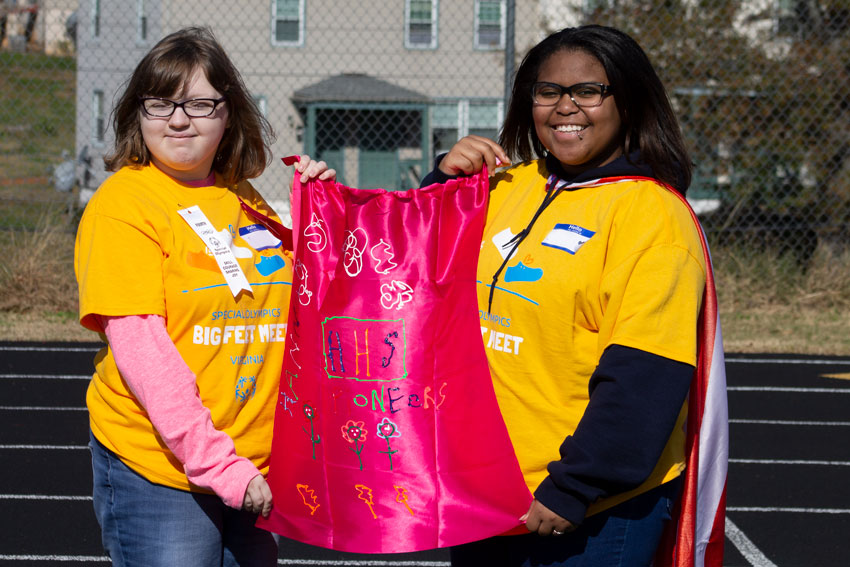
{"left": 2, "top": 0, "right": 848, "bottom": 262}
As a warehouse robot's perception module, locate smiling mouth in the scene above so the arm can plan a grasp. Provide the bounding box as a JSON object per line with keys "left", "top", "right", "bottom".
{"left": 553, "top": 125, "right": 587, "bottom": 133}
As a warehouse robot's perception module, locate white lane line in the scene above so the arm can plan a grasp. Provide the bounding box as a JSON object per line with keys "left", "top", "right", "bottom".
{"left": 730, "top": 419, "right": 850, "bottom": 426}
{"left": 0, "top": 556, "right": 109, "bottom": 562}
{"left": 278, "top": 562, "right": 450, "bottom": 566}
{"left": 726, "top": 357, "right": 850, "bottom": 365}
{"left": 19, "top": 450, "right": 845, "bottom": 463}
{"left": 724, "top": 516, "right": 778, "bottom": 567}
{"left": 728, "top": 386, "right": 850, "bottom": 393}
{"left": 728, "top": 506, "right": 850, "bottom": 514}
{"left": 0, "top": 556, "right": 448, "bottom": 566}
{"left": 0, "top": 346, "right": 101, "bottom": 352}
{"left": 0, "top": 444, "right": 87, "bottom": 450}
{"left": 0, "top": 494, "right": 91, "bottom": 501}
{"left": 0, "top": 406, "right": 87, "bottom": 411}
{"left": 730, "top": 458, "right": 850, "bottom": 466}
{"left": 0, "top": 374, "right": 90, "bottom": 380}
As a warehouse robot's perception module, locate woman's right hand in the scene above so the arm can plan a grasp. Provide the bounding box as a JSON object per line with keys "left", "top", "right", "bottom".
{"left": 438, "top": 135, "right": 510, "bottom": 177}
{"left": 243, "top": 474, "right": 273, "bottom": 518}
{"left": 295, "top": 154, "right": 337, "bottom": 182}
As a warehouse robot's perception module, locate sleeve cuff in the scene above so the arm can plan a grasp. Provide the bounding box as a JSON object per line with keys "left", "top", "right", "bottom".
{"left": 533, "top": 476, "right": 589, "bottom": 526}
{"left": 214, "top": 459, "right": 263, "bottom": 509}
{"left": 420, "top": 153, "right": 460, "bottom": 187}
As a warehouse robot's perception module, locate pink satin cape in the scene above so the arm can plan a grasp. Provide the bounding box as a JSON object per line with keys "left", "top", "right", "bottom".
{"left": 256, "top": 167, "right": 532, "bottom": 553}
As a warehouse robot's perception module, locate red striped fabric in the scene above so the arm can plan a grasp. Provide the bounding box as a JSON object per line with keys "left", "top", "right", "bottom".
{"left": 552, "top": 175, "right": 729, "bottom": 567}
{"left": 670, "top": 193, "right": 729, "bottom": 567}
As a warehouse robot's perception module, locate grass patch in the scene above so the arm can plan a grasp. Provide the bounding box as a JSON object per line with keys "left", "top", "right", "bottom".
{"left": 0, "top": 51, "right": 77, "bottom": 221}
{"left": 0, "top": 197, "right": 76, "bottom": 231}
{"left": 715, "top": 243, "right": 850, "bottom": 354}
{"left": 2, "top": 222, "right": 850, "bottom": 353}
{"left": 0, "top": 214, "right": 78, "bottom": 316}
{"left": 715, "top": 244, "right": 850, "bottom": 311}
{"left": 0, "top": 310, "right": 86, "bottom": 342}
{"left": 720, "top": 306, "right": 850, "bottom": 355}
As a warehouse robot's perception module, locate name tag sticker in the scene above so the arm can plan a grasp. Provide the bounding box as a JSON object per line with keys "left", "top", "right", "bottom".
{"left": 239, "top": 224, "right": 282, "bottom": 251}
{"left": 542, "top": 223, "right": 595, "bottom": 255}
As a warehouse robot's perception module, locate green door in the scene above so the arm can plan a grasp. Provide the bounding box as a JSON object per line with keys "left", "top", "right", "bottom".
{"left": 358, "top": 149, "right": 399, "bottom": 190}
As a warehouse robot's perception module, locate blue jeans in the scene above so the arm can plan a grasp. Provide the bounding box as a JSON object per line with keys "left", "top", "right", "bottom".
{"left": 450, "top": 478, "right": 680, "bottom": 567}
{"left": 89, "top": 431, "right": 278, "bottom": 567}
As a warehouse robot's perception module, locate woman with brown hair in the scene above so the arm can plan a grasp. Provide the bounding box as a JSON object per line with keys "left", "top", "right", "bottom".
{"left": 75, "top": 27, "right": 333, "bottom": 566}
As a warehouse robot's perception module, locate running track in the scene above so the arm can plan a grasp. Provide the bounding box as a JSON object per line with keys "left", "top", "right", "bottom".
{"left": 2, "top": 342, "right": 849, "bottom": 566}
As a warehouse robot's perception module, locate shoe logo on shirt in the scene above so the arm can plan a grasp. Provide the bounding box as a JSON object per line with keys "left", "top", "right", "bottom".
{"left": 256, "top": 255, "right": 286, "bottom": 276}
{"left": 504, "top": 262, "right": 543, "bottom": 283}
{"left": 491, "top": 228, "right": 544, "bottom": 283}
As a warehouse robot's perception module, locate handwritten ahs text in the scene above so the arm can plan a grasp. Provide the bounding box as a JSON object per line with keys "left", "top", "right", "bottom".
{"left": 322, "top": 317, "right": 407, "bottom": 382}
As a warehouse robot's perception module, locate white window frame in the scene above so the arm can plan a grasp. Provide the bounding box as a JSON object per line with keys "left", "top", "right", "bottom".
{"left": 136, "top": 0, "right": 147, "bottom": 43}
{"left": 271, "top": 0, "right": 305, "bottom": 47}
{"left": 431, "top": 99, "right": 503, "bottom": 158}
{"left": 93, "top": 90, "right": 105, "bottom": 144}
{"left": 474, "top": 0, "right": 505, "bottom": 50}
{"left": 91, "top": 0, "right": 101, "bottom": 39}
{"left": 405, "top": 0, "right": 438, "bottom": 50}
{"left": 467, "top": 99, "right": 504, "bottom": 137}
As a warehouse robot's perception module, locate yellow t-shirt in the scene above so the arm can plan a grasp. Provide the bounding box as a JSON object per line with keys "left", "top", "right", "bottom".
{"left": 478, "top": 161, "right": 706, "bottom": 515}
{"left": 75, "top": 164, "right": 291, "bottom": 492}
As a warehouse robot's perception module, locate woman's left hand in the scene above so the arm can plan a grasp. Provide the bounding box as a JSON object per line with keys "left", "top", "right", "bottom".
{"left": 295, "top": 155, "right": 336, "bottom": 182}
{"left": 243, "top": 474, "right": 274, "bottom": 518}
{"left": 520, "top": 499, "right": 577, "bottom": 537}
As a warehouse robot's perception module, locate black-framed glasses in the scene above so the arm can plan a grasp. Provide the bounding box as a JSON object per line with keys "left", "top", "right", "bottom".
{"left": 531, "top": 82, "right": 611, "bottom": 108}
{"left": 140, "top": 97, "right": 226, "bottom": 118}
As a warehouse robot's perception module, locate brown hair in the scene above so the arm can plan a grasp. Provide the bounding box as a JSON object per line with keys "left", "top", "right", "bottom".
{"left": 104, "top": 27, "right": 274, "bottom": 184}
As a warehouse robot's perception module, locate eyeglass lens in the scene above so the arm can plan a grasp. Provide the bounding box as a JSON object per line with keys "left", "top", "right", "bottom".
{"left": 532, "top": 83, "right": 605, "bottom": 107}
{"left": 142, "top": 98, "right": 221, "bottom": 117}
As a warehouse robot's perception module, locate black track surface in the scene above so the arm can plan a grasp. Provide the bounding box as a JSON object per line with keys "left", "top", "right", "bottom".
{"left": 2, "top": 343, "right": 849, "bottom": 566}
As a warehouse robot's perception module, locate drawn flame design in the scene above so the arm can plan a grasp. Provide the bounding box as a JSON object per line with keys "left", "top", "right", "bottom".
{"left": 343, "top": 228, "right": 368, "bottom": 277}
{"left": 304, "top": 213, "right": 328, "bottom": 253}
{"left": 294, "top": 260, "right": 313, "bottom": 306}
{"left": 296, "top": 483, "right": 320, "bottom": 515}
{"left": 380, "top": 280, "right": 414, "bottom": 311}
{"left": 279, "top": 369, "right": 299, "bottom": 416}
{"left": 355, "top": 484, "right": 377, "bottom": 519}
{"left": 287, "top": 335, "right": 302, "bottom": 369}
{"left": 370, "top": 239, "right": 397, "bottom": 274}
{"left": 394, "top": 485, "right": 415, "bottom": 516}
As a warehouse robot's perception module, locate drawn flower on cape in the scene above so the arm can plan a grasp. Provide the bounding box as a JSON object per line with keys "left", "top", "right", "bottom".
{"left": 303, "top": 402, "right": 316, "bottom": 420}
{"left": 342, "top": 420, "right": 367, "bottom": 444}
{"left": 376, "top": 417, "right": 401, "bottom": 471}
{"left": 301, "top": 402, "right": 320, "bottom": 459}
{"left": 342, "top": 420, "right": 368, "bottom": 470}
{"left": 376, "top": 417, "right": 401, "bottom": 439}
